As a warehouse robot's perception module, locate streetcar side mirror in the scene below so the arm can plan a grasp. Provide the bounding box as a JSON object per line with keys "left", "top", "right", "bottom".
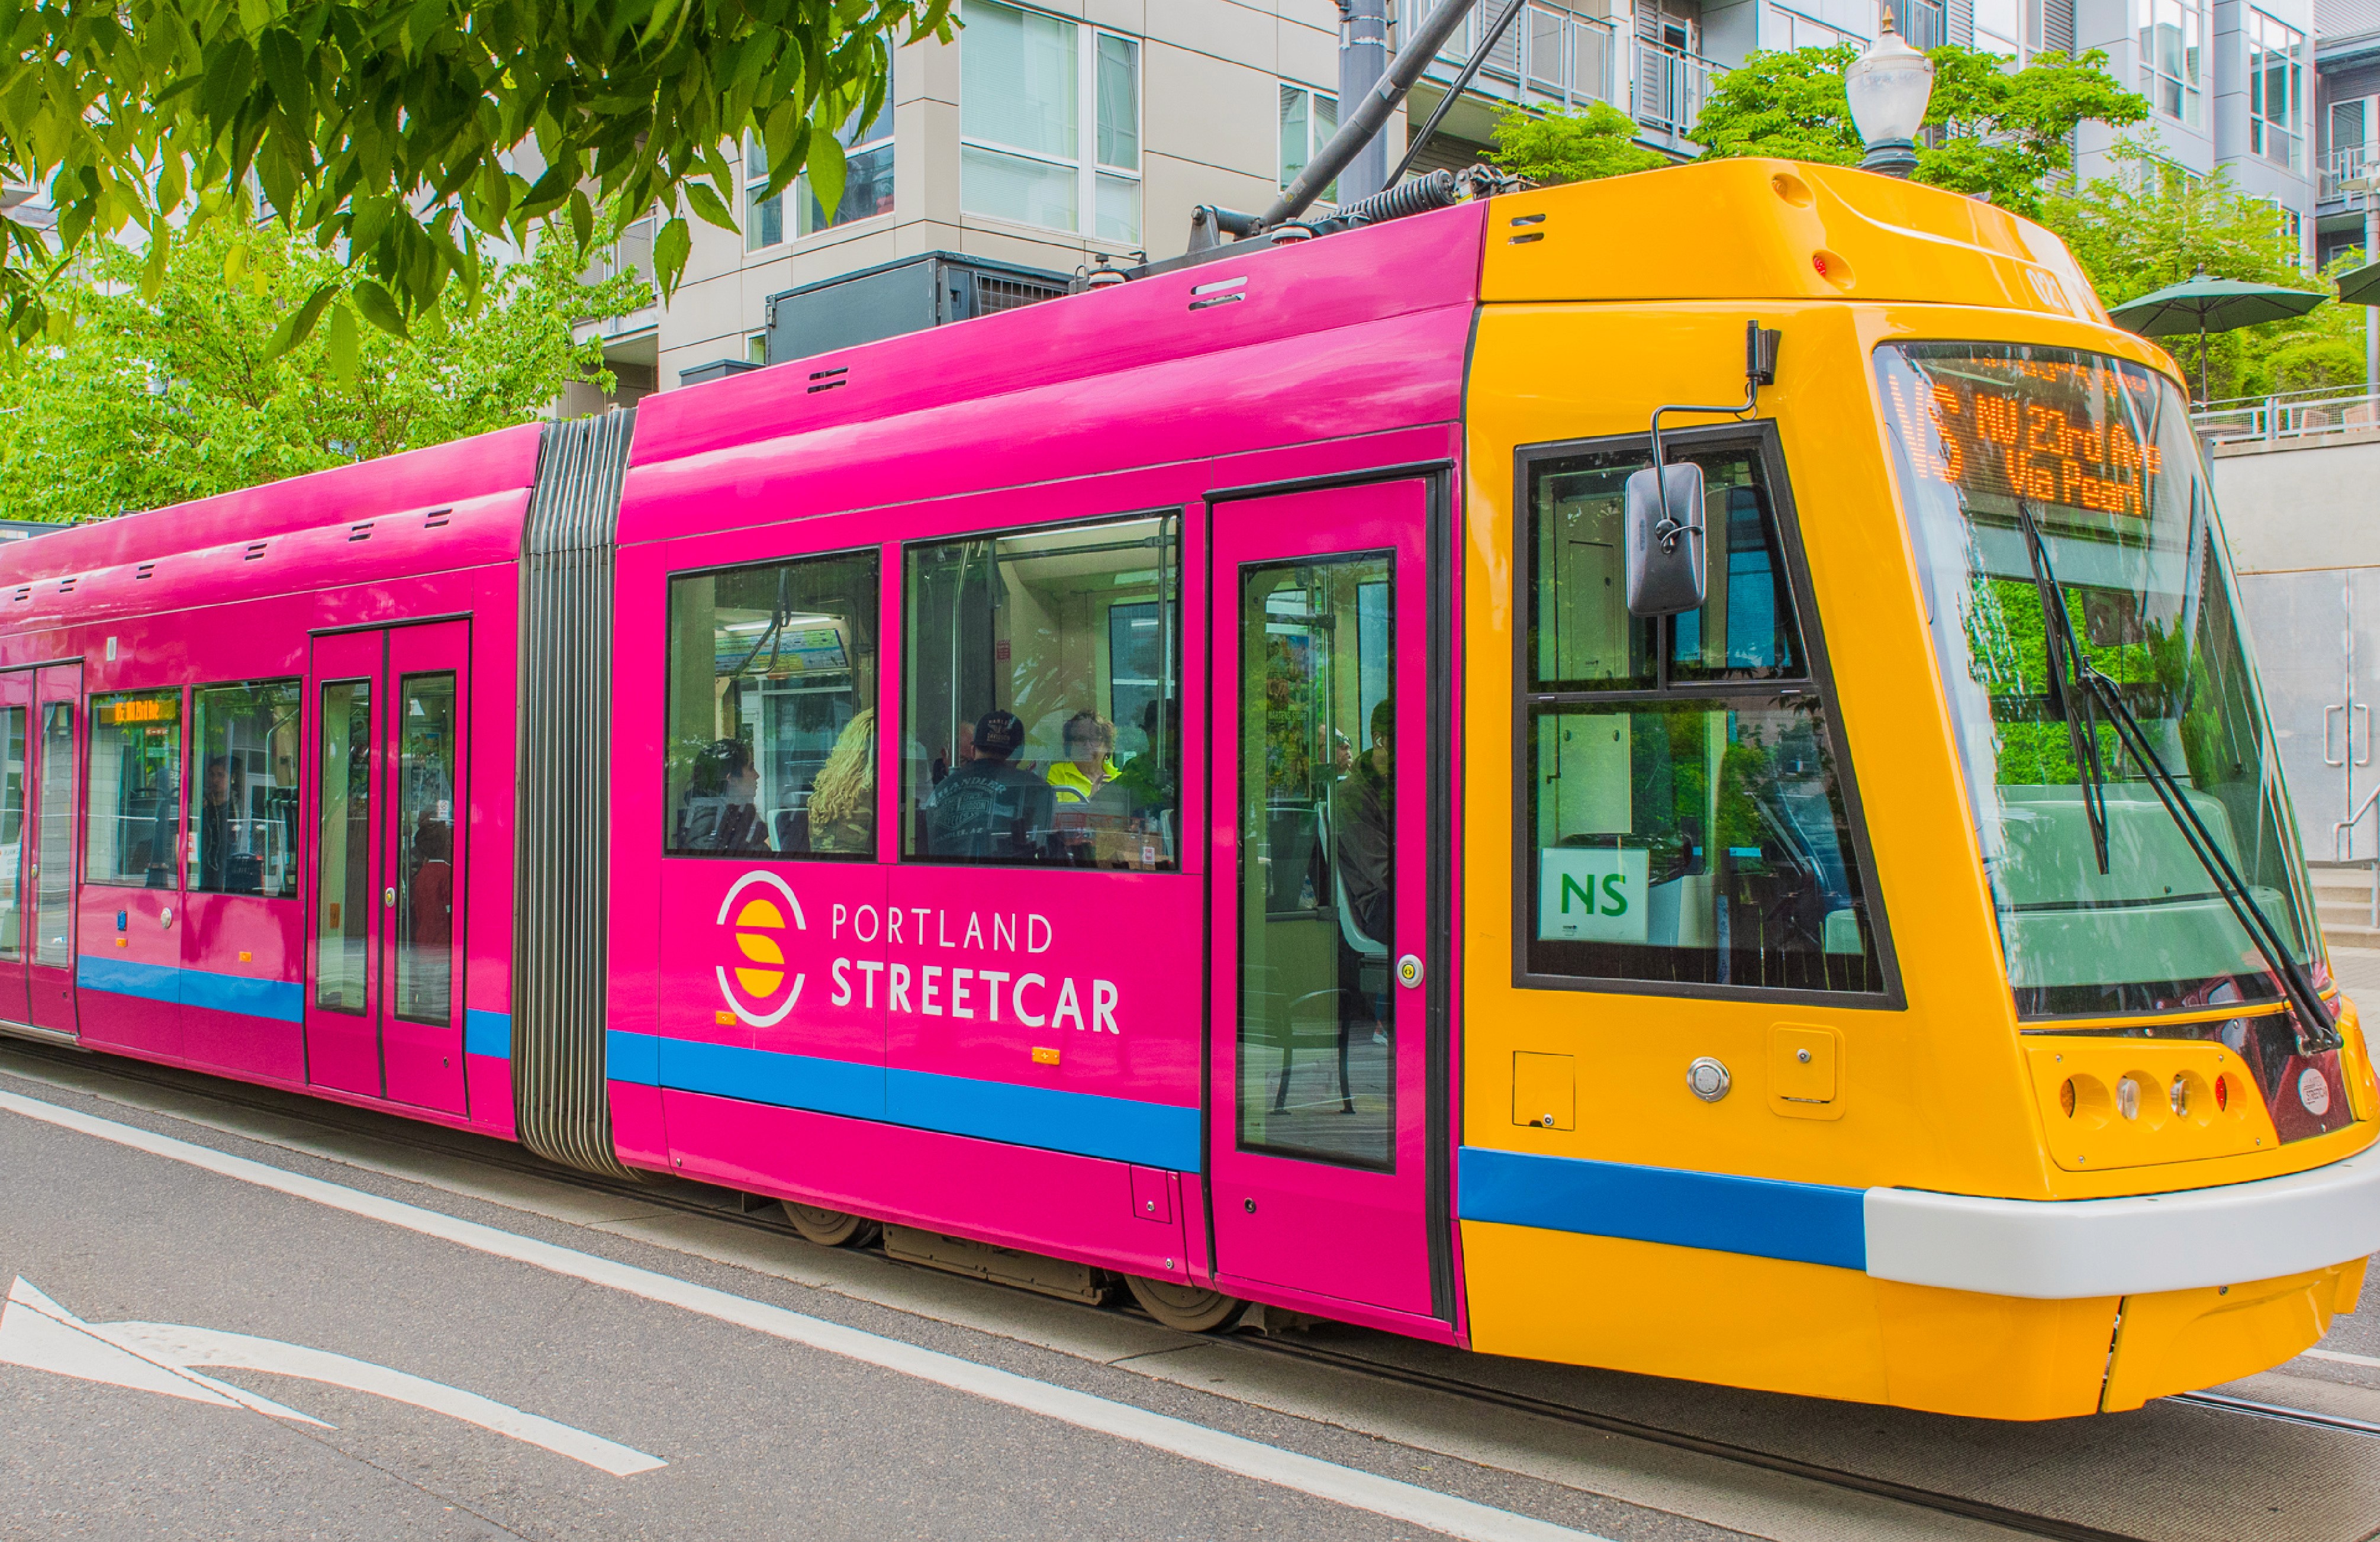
{"left": 1624, "top": 462, "right": 1708, "bottom": 617}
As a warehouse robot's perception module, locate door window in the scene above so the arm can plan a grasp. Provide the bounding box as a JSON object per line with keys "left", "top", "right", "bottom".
{"left": 665, "top": 548, "right": 880, "bottom": 859}
{"left": 316, "top": 680, "right": 372, "bottom": 1012}
{"left": 904, "top": 514, "right": 1181, "bottom": 868}
{"left": 34, "top": 703, "right": 72, "bottom": 966}
{"left": 188, "top": 680, "right": 302, "bottom": 898}
{"left": 395, "top": 674, "right": 457, "bottom": 1025}
{"left": 1236, "top": 553, "right": 1397, "bottom": 1171}
{"left": 1522, "top": 436, "right": 1886, "bottom": 994}
{"left": 85, "top": 690, "right": 183, "bottom": 890}
{"left": 1, "top": 707, "right": 22, "bottom": 959}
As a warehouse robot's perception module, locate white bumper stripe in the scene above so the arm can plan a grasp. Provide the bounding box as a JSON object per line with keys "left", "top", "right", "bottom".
{"left": 1863, "top": 1142, "right": 2380, "bottom": 1299}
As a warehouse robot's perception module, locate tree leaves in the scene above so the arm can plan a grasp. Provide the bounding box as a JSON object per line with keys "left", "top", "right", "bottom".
{"left": 1487, "top": 100, "right": 1670, "bottom": 187}
{"left": 1688, "top": 44, "right": 2149, "bottom": 220}
{"left": 0, "top": 0, "right": 959, "bottom": 346}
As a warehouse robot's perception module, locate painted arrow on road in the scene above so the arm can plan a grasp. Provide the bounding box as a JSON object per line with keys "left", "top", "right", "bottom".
{"left": 0, "top": 1276, "right": 664, "bottom": 1476}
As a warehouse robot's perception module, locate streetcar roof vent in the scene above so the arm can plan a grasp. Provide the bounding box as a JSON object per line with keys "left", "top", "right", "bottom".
{"left": 807, "top": 366, "right": 849, "bottom": 395}
{"left": 56, "top": 577, "right": 74, "bottom": 593}
{"left": 1188, "top": 275, "right": 1247, "bottom": 311}
{"left": 8, "top": 586, "right": 24, "bottom": 602}
{"left": 348, "top": 521, "right": 373, "bottom": 542}
{"left": 1509, "top": 212, "right": 1547, "bottom": 246}
{"left": 135, "top": 562, "right": 155, "bottom": 580}
{"left": 423, "top": 508, "right": 452, "bottom": 529}
{"left": 243, "top": 542, "right": 267, "bottom": 560}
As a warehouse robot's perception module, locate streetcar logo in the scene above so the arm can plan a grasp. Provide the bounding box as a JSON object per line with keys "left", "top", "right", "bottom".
{"left": 716, "top": 870, "right": 807, "bottom": 1028}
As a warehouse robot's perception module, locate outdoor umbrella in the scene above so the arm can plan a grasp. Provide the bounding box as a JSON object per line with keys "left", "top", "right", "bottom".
{"left": 2336, "top": 258, "right": 2380, "bottom": 310}
{"left": 2107, "top": 273, "right": 2329, "bottom": 403}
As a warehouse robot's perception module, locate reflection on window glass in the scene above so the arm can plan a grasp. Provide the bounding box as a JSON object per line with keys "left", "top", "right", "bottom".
{"left": 317, "top": 681, "right": 372, "bottom": 1013}
{"left": 189, "top": 681, "right": 301, "bottom": 899}
{"left": 904, "top": 515, "right": 1179, "bottom": 868}
{"left": 1236, "top": 555, "right": 1396, "bottom": 1170}
{"left": 1529, "top": 701, "right": 1881, "bottom": 990}
{"left": 86, "top": 690, "right": 183, "bottom": 889}
{"left": 1, "top": 707, "right": 22, "bottom": 960}
{"left": 1522, "top": 439, "right": 1884, "bottom": 993}
{"left": 34, "top": 703, "right": 71, "bottom": 965}
{"left": 666, "top": 549, "right": 879, "bottom": 859}
{"left": 1879, "top": 342, "right": 2315, "bottom": 1017}
{"left": 1530, "top": 445, "right": 1802, "bottom": 691}
{"left": 396, "top": 674, "right": 457, "bottom": 1025}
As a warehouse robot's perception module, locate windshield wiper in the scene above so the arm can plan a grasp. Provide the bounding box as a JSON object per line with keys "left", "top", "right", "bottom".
{"left": 2017, "top": 503, "right": 2340, "bottom": 1049}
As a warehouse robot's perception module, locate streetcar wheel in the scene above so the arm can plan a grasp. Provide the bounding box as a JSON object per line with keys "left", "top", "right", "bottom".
{"left": 782, "top": 1201, "right": 882, "bottom": 1248}
{"left": 1124, "top": 1274, "right": 1243, "bottom": 1332}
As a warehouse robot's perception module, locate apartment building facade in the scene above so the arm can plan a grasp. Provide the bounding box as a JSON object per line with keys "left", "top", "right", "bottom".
{"left": 597, "top": 0, "right": 2320, "bottom": 397}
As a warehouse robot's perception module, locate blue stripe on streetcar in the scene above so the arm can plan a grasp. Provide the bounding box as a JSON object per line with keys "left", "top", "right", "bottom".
{"left": 76, "top": 955, "right": 181, "bottom": 1006}
{"left": 607, "top": 1030, "right": 1200, "bottom": 1173}
{"left": 465, "top": 1010, "right": 511, "bottom": 1059}
{"left": 77, "top": 956, "right": 302, "bottom": 1025}
{"left": 1457, "top": 1146, "right": 1867, "bottom": 1271}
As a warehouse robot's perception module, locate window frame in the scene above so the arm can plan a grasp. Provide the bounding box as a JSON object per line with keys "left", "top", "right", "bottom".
{"left": 1277, "top": 81, "right": 1341, "bottom": 204}
{"left": 956, "top": 0, "right": 1143, "bottom": 245}
{"left": 2137, "top": 0, "right": 2204, "bottom": 129}
{"left": 659, "top": 541, "right": 887, "bottom": 863}
{"left": 2246, "top": 8, "right": 2304, "bottom": 172}
{"left": 185, "top": 674, "right": 305, "bottom": 900}
{"left": 745, "top": 108, "right": 897, "bottom": 254}
{"left": 83, "top": 685, "right": 189, "bottom": 894}
{"left": 1508, "top": 422, "right": 1902, "bottom": 1006}
{"left": 898, "top": 504, "right": 1183, "bottom": 873}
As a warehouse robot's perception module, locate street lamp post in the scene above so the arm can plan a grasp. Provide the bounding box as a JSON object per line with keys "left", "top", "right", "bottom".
{"left": 1846, "top": 9, "right": 1936, "bottom": 179}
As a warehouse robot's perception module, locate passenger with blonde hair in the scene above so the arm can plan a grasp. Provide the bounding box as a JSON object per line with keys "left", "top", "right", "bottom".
{"left": 807, "top": 708, "right": 876, "bottom": 855}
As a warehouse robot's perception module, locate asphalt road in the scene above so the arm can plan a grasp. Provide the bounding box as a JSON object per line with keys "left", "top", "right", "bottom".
{"left": 1, "top": 1043, "right": 2376, "bottom": 1542}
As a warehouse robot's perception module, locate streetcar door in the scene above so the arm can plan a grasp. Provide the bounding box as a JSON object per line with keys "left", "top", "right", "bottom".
{"left": 304, "top": 623, "right": 469, "bottom": 1112}
{"left": 0, "top": 669, "right": 30, "bottom": 1026}
{"left": 23, "top": 665, "right": 82, "bottom": 1036}
{"left": 1210, "top": 479, "right": 1441, "bottom": 1320}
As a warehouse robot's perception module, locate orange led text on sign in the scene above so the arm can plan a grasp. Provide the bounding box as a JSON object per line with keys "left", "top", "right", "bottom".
{"left": 1888, "top": 370, "right": 2162, "bottom": 519}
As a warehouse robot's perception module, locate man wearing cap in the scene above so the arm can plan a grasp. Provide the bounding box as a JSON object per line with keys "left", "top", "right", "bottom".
{"left": 926, "top": 710, "right": 1055, "bottom": 861}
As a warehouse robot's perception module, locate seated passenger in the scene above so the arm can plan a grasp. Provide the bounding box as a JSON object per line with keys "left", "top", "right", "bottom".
{"left": 197, "top": 756, "right": 234, "bottom": 891}
{"left": 1045, "top": 711, "right": 1120, "bottom": 803}
{"left": 807, "top": 707, "right": 876, "bottom": 855}
{"left": 927, "top": 711, "right": 1052, "bottom": 861}
{"left": 678, "top": 738, "right": 773, "bottom": 854}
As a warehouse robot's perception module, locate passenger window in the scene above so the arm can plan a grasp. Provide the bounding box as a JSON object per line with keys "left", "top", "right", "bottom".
{"left": 1522, "top": 439, "right": 1884, "bottom": 994}
{"left": 903, "top": 513, "right": 1181, "bottom": 868}
{"left": 86, "top": 690, "right": 184, "bottom": 890}
{"left": 665, "top": 548, "right": 880, "bottom": 859}
{"left": 0, "top": 707, "right": 21, "bottom": 959}
{"left": 188, "top": 680, "right": 302, "bottom": 899}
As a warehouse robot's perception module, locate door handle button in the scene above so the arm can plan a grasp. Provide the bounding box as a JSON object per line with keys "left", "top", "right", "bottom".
{"left": 1396, "top": 953, "right": 1424, "bottom": 989}
{"left": 383, "top": 887, "right": 397, "bottom": 907}
{"left": 159, "top": 907, "right": 173, "bottom": 928}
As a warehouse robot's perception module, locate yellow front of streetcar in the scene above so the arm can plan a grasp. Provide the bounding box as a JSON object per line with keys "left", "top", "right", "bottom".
{"left": 1455, "top": 159, "right": 2380, "bottom": 1419}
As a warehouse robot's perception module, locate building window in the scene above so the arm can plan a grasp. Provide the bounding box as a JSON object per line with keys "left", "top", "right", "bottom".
{"left": 746, "top": 110, "right": 896, "bottom": 253}
{"left": 2330, "top": 97, "right": 2374, "bottom": 182}
{"left": 1519, "top": 433, "right": 1885, "bottom": 995}
{"left": 959, "top": 0, "right": 1142, "bottom": 244}
{"left": 1973, "top": 0, "right": 2022, "bottom": 59}
{"left": 2137, "top": 0, "right": 2202, "bottom": 130}
{"left": 665, "top": 549, "right": 882, "bottom": 859}
{"left": 188, "top": 680, "right": 301, "bottom": 899}
{"left": 86, "top": 691, "right": 183, "bottom": 890}
{"left": 1278, "top": 83, "right": 1340, "bottom": 202}
{"left": 2247, "top": 9, "right": 2304, "bottom": 172}
{"left": 903, "top": 514, "right": 1180, "bottom": 869}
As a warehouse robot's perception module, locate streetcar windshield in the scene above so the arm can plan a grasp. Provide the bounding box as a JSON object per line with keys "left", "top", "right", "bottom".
{"left": 1876, "top": 342, "right": 2320, "bottom": 1018}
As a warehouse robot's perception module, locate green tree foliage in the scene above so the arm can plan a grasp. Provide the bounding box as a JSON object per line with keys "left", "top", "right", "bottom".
{"left": 1487, "top": 99, "right": 1670, "bottom": 185}
{"left": 0, "top": 0, "right": 954, "bottom": 346}
{"left": 0, "top": 214, "right": 647, "bottom": 522}
{"left": 2039, "top": 144, "right": 2356, "bottom": 399}
{"left": 1690, "top": 44, "right": 2147, "bottom": 218}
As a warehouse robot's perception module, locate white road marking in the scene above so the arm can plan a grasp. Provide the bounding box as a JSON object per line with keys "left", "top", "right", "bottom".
{"left": 2303, "top": 1347, "right": 2380, "bottom": 1370}
{"left": 0, "top": 1086, "right": 1601, "bottom": 1542}
{"left": 0, "top": 1276, "right": 663, "bottom": 1475}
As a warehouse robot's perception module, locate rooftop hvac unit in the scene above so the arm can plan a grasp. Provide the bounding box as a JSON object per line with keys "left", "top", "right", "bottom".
{"left": 763, "top": 252, "right": 1072, "bottom": 368}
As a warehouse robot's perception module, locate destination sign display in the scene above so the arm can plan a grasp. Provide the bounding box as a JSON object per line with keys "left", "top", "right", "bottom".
{"left": 1882, "top": 358, "right": 2166, "bottom": 519}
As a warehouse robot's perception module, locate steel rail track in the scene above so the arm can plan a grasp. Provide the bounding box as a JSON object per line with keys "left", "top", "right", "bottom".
{"left": 3, "top": 1039, "right": 2367, "bottom": 1542}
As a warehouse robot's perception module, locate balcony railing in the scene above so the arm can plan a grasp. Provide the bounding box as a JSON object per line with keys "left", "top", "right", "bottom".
{"left": 1632, "top": 37, "right": 1718, "bottom": 142}
{"left": 2321, "top": 145, "right": 2376, "bottom": 202}
{"left": 2195, "top": 386, "right": 2380, "bottom": 444}
{"left": 1415, "top": 1, "right": 1624, "bottom": 115}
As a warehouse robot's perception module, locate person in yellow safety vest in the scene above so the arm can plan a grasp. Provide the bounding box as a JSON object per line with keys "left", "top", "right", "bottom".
{"left": 1045, "top": 711, "right": 1121, "bottom": 803}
